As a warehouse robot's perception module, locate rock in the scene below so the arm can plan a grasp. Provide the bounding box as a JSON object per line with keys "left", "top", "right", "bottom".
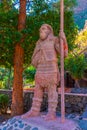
{"left": 0, "top": 116, "right": 5, "bottom": 123}
{"left": 65, "top": 102, "right": 71, "bottom": 108}
{"left": 0, "top": 116, "right": 82, "bottom": 130}
{"left": 71, "top": 88, "right": 87, "bottom": 94}
{"left": 66, "top": 108, "right": 72, "bottom": 114}
{"left": 81, "top": 105, "right": 87, "bottom": 120}
{"left": 67, "top": 114, "right": 76, "bottom": 119}
{"left": 78, "top": 103, "right": 84, "bottom": 108}
{"left": 78, "top": 120, "right": 87, "bottom": 130}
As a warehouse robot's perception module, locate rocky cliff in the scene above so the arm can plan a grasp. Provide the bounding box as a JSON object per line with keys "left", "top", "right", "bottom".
{"left": 74, "top": 0, "right": 87, "bottom": 29}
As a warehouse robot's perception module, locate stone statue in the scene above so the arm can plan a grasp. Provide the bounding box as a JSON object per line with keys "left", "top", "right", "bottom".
{"left": 22, "top": 24, "right": 68, "bottom": 120}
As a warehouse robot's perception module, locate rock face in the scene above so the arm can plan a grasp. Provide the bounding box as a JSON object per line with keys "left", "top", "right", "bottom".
{"left": 74, "top": 0, "right": 87, "bottom": 13}
{"left": 74, "top": 0, "right": 87, "bottom": 29}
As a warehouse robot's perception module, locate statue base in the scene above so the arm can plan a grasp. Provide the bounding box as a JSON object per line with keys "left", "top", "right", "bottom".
{"left": 0, "top": 115, "right": 82, "bottom": 130}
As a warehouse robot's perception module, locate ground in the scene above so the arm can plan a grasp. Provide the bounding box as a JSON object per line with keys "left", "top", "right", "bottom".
{"left": 0, "top": 113, "right": 87, "bottom": 130}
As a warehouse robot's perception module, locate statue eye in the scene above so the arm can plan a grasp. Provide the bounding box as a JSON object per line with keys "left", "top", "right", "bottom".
{"left": 42, "top": 27, "right": 45, "bottom": 30}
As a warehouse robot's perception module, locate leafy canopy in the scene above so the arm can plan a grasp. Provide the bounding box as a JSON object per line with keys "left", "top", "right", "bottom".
{"left": 0, "top": 0, "right": 78, "bottom": 67}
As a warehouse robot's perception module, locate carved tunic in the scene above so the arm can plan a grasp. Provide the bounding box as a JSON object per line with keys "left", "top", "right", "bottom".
{"left": 37, "top": 39, "right": 59, "bottom": 73}
{"left": 32, "top": 37, "right": 60, "bottom": 71}
{"left": 31, "top": 37, "right": 61, "bottom": 87}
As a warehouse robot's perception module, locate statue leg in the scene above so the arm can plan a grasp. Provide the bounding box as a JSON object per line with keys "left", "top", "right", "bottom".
{"left": 45, "top": 84, "right": 58, "bottom": 120}
{"left": 21, "top": 84, "right": 43, "bottom": 118}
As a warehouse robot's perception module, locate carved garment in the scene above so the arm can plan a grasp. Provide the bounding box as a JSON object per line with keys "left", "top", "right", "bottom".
{"left": 31, "top": 37, "right": 68, "bottom": 87}
{"left": 32, "top": 37, "right": 60, "bottom": 72}
{"left": 35, "top": 72, "right": 59, "bottom": 88}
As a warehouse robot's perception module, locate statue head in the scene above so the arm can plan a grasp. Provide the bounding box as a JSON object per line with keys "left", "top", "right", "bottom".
{"left": 39, "top": 24, "right": 54, "bottom": 40}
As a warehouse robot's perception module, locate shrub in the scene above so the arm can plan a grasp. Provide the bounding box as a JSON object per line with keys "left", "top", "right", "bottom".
{"left": 65, "top": 54, "right": 86, "bottom": 79}
{"left": 64, "top": 54, "right": 86, "bottom": 87}
{"left": 0, "top": 94, "right": 9, "bottom": 114}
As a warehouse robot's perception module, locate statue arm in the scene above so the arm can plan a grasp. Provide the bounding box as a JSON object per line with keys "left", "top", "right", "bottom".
{"left": 54, "top": 36, "right": 68, "bottom": 57}
{"left": 54, "top": 37, "right": 60, "bottom": 55}
{"left": 31, "top": 41, "right": 41, "bottom": 68}
{"left": 63, "top": 37, "right": 68, "bottom": 57}
{"left": 32, "top": 44, "right": 40, "bottom": 59}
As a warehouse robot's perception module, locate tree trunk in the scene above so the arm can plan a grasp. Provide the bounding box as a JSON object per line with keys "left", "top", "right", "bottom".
{"left": 11, "top": 0, "right": 26, "bottom": 116}
{"left": 11, "top": 43, "right": 24, "bottom": 115}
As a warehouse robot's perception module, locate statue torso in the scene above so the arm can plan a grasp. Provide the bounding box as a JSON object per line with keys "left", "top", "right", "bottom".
{"left": 36, "top": 39, "right": 58, "bottom": 74}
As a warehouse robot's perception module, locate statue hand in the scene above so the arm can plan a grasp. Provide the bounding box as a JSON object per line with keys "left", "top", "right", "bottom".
{"left": 59, "top": 31, "right": 66, "bottom": 42}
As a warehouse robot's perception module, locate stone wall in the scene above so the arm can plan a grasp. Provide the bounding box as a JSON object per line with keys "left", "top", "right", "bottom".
{"left": 0, "top": 89, "right": 87, "bottom": 114}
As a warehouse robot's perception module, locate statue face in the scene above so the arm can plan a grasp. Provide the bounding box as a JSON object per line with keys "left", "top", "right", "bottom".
{"left": 39, "top": 25, "right": 50, "bottom": 40}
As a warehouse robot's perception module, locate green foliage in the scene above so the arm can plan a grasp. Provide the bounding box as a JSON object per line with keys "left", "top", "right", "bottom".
{"left": 0, "top": 67, "right": 13, "bottom": 89}
{"left": 54, "top": 0, "right": 77, "bottom": 10}
{"left": 64, "top": 10, "right": 78, "bottom": 51}
{"left": 0, "top": 8, "right": 20, "bottom": 66}
{"left": 0, "top": 0, "right": 78, "bottom": 68}
{"left": 31, "top": 0, "right": 49, "bottom": 15}
{"left": 0, "top": 0, "right": 12, "bottom": 12}
{"left": 65, "top": 54, "right": 87, "bottom": 79}
{"left": 23, "top": 66, "right": 36, "bottom": 83}
{"left": 0, "top": 94, "right": 9, "bottom": 105}
{"left": 64, "top": 0, "right": 77, "bottom": 9}
{"left": 0, "top": 94, "right": 9, "bottom": 113}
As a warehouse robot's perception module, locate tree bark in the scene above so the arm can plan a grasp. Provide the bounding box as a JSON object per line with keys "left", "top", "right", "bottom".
{"left": 11, "top": 0, "right": 26, "bottom": 116}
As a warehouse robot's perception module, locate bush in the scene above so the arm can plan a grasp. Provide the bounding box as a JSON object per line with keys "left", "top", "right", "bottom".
{"left": 0, "top": 94, "right": 9, "bottom": 114}
{"left": 65, "top": 54, "right": 86, "bottom": 79}
{"left": 23, "top": 66, "right": 36, "bottom": 83}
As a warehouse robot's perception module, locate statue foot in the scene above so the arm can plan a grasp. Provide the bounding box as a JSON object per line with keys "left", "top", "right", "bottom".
{"left": 21, "top": 110, "right": 40, "bottom": 119}
{"left": 44, "top": 113, "right": 57, "bottom": 121}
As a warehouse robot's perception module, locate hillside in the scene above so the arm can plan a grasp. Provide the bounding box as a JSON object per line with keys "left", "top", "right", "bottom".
{"left": 74, "top": 0, "right": 87, "bottom": 29}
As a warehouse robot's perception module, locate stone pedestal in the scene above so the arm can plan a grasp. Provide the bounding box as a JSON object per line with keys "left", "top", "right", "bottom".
{"left": 0, "top": 115, "right": 82, "bottom": 130}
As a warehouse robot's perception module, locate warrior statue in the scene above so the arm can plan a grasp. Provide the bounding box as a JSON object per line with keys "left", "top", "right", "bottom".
{"left": 22, "top": 24, "right": 68, "bottom": 120}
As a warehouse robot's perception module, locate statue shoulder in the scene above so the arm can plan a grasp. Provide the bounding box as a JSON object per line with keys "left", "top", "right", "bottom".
{"left": 35, "top": 39, "right": 41, "bottom": 48}
{"left": 31, "top": 39, "right": 41, "bottom": 68}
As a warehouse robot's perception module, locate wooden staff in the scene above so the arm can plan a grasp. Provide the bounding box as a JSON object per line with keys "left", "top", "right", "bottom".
{"left": 60, "top": 0, "right": 65, "bottom": 123}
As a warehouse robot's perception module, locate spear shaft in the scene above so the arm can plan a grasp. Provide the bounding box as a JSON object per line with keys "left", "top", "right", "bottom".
{"left": 60, "top": 0, "right": 65, "bottom": 123}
